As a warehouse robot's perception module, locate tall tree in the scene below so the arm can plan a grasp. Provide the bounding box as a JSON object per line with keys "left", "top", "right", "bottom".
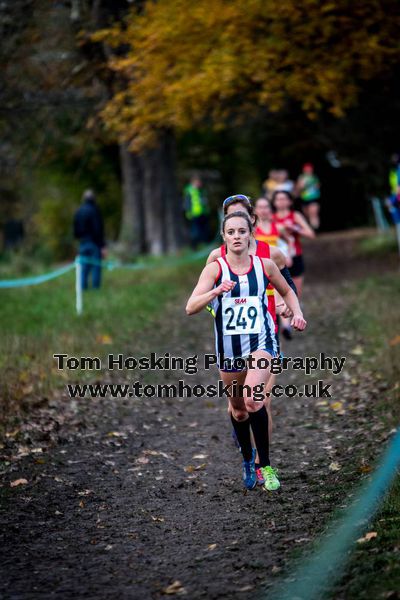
{"left": 97, "top": 0, "right": 400, "bottom": 143}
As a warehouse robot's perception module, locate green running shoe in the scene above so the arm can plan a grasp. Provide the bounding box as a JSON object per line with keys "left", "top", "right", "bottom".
{"left": 261, "top": 466, "right": 280, "bottom": 491}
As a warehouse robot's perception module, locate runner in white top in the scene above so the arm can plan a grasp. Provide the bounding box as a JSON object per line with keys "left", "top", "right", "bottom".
{"left": 186, "top": 211, "right": 307, "bottom": 492}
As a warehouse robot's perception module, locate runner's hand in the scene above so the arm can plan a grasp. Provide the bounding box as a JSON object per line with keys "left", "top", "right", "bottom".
{"left": 215, "top": 280, "right": 236, "bottom": 295}
{"left": 291, "top": 314, "right": 307, "bottom": 331}
{"left": 276, "top": 302, "right": 293, "bottom": 318}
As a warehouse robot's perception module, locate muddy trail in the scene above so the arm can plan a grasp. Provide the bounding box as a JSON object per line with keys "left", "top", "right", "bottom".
{"left": 0, "top": 230, "right": 397, "bottom": 600}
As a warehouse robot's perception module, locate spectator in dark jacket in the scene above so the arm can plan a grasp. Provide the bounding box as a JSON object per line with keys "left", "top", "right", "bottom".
{"left": 73, "top": 189, "right": 106, "bottom": 289}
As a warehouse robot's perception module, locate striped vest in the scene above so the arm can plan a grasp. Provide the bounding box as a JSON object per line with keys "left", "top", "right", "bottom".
{"left": 210, "top": 255, "right": 277, "bottom": 367}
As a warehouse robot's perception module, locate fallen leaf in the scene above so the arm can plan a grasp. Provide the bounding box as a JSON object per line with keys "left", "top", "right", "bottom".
{"left": 151, "top": 516, "right": 165, "bottom": 522}
{"left": 10, "top": 478, "right": 28, "bottom": 487}
{"left": 184, "top": 463, "right": 207, "bottom": 473}
{"left": 79, "top": 500, "right": 85, "bottom": 508}
{"left": 360, "top": 464, "right": 372, "bottom": 474}
{"left": 350, "top": 345, "right": 364, "bottom": 356}
{"left": 16, "top": 446, "right": 30, "bottom": 458}
{"left": 331, "top": 401, "right": 343, "bottom": 412}
{"left": 104, "top": 544, "right": 113, "bottom": 551}
{"left": 271, "top": 565, "right": 281, "bottom": 574}
{"left": 22, "top": 384, "right": 34, "bottom": 396}
{"left": 96, "top": 334, "right": 113, "bottom": 345}
{"left": 207, "top": 543, "right": 217, "bottom": 551}
{"left": 163, "top": 580, "right": 186, "bottom": 595}
{"left": 107, "top": 431, "right": 125, "bottom": 438}
{"left": 239, "top": 585, "right": 254, "bottom": 592}
{"left": 389, "top": 335, "right": 400, "bottom": 347}
{"left": 143, "top": 449, "right": 172, "bottom": 459}
{"left": 329, "top": 462, "right": 341, "bottom": 472}
{"left": 357, "top": 531, "right": 378, "bottom": 543}
{"left": 5, "top": 428, "right": 20, "bottom": 438}
{"left": 192, "top": 454, "right": 208, "bottom": 459}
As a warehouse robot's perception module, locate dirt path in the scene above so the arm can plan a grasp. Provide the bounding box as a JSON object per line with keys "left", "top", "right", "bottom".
{"left": 0, "top": 230, "right": 397, "bottom": 599}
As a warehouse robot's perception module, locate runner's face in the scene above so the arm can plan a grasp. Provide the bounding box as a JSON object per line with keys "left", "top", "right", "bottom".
{"left": 274, "top": 193, "right": 291, "bottom": 211}
{"left": 255, "top": 199, "right": 272, "bottom": 220}
{"left": 223, "top": 217, "right": 251, "bottom": 252}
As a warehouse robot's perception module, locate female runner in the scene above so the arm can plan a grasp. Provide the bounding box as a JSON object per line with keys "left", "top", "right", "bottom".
{"left": 206, "top": 195, "right": 297, "bottom": 484}
{"left": 254, "top": 197, "right": 292, "bottom": 267}
{"left": 272, "top": 190, "right": 315, "bottom": 339}
{"left": 186, "top": 211, "right": 307, "bottom": 492}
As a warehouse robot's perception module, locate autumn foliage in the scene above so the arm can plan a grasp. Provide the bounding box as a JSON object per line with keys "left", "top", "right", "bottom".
{"left": 94, "top": 0, "right": 400, "bottom": 150}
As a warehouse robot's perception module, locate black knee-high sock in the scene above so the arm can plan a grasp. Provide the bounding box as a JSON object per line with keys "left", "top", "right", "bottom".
{"left": 248, "top": 406, "right": 270, "bottom": 467}
{"left": 230, "top": 414, "right": 253, "bottom": 462}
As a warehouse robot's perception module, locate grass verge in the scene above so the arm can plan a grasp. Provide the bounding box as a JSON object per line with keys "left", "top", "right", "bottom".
{"left": 328, "top": 272, "right": 400, "bottom": 599}
{"left": 0, "top": 257, "right": 203, "bottom": 429}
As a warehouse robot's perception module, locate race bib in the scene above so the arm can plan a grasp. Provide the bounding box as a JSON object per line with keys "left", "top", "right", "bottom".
{"left": 222, "top": 296, "right": 262, "bottom": 335}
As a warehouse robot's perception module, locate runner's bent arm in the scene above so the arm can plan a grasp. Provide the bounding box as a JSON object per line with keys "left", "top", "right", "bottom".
{"left": 270, "top": 246, "right": 286, "bottom": 270}
{"left": 186, "top": 262, "right": 235, "bottom": 315}
{"left": 294, "top": 211, "right": 316, "bottom": 239}
{"left": 269, "top": 246, "right": 297, "bottom": 312}
{"left": 206, "top": 248, "right": 222, "bottom": 265}
{"left": 262, "top": 259, "right": 306, "bottom": 330}
{"left": 270, "top": 246, "right": 296, "bottom": 291}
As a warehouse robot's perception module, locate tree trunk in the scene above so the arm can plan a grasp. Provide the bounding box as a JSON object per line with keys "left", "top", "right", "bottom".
{"left": 161, "top": 131, "right": 185, "bottom": 252}
{"left": 119, "top": 131, "right": 184, "bottom": 256}
{"left": 118, "top": 142, "right": 145, "bottom": 255}
{"left": 142, "top": 145, "right": 165, "bottom": 255}
{"left": 140, "top": 131, "right": 184, "bottom": 255}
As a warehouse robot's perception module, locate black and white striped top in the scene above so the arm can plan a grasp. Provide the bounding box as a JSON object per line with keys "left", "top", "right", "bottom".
{"left": 210, "top": 256, "right": 277, "bottom": 367}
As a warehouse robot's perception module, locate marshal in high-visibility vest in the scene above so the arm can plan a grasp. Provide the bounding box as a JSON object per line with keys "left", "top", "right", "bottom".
{"left": 183, "top": 176, "right": 210, "bottom": 248}
{"left": 184, "top": 183, "right": 209, "bottom": 219}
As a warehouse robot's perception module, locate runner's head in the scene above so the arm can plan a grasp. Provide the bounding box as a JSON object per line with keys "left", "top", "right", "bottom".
{"left": 223, "top": 194, "right": 257, "bottom": 225}
{"left": 302, "top": 163, "right": 314, "bottom": 174}
{"left": 221, "top": 211, "right": 253, "bottom": 252}
{"left": 271, "top": 190, "right": 293, "bottom": 212}
{"left": 191, "top": 174, "right": 202, "bottom": 188}
{"left": 254, "top": 197, "right": 273, "bottom": 222}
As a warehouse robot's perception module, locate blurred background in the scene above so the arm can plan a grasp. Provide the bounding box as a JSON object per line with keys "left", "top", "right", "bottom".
{"left": 1, "top": 0, "right": 400, "bottom": 263}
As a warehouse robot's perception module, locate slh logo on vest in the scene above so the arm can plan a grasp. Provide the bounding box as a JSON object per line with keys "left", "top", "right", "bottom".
{"left": 234, "top": 298, "right": 247, "bottom": 304}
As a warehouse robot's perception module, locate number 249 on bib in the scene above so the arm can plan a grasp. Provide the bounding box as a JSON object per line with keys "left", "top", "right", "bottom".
{"left": 222, "top": 296, "right": 262, "bottom": 335}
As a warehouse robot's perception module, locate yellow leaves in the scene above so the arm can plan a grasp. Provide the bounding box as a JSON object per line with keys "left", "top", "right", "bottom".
{"left": 92, "top": 0, "right": 400, "bottom": 149}
{"left": 330, "top": 401, "right": 346, "bottom": 416}
{"left": 389, "top": 335, "right": 400, "bottom": 347}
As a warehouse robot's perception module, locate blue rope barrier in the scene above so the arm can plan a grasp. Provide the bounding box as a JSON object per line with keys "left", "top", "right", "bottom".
{"left": 0, "top": 263, "right": 75, "bottom": 289}
{"left": 269, "top": 428, "right": 400, "bottom": 600}
{"left": 0, "top": 244, "right": 213, "bottom": 290}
